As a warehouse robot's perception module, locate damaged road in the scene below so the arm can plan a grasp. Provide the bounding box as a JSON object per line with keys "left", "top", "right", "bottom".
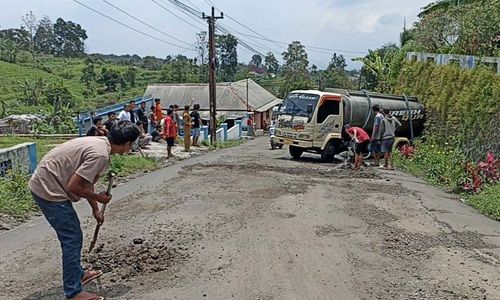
{"left": 1, "top": 138, "right": 500, "bottom": 299}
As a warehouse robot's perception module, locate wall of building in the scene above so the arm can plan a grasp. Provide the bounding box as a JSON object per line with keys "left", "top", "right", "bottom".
{"left": 0, "top": 142, "right": 37, "bottom": 176}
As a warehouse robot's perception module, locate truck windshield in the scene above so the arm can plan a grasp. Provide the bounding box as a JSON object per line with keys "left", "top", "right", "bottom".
{"left": 278, "top": 93, "right": 320, "bottom": 117}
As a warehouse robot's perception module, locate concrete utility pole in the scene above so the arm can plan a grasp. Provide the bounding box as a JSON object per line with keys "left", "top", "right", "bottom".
{"left": 203, "top": 7, "right": 223, "bottom": 145}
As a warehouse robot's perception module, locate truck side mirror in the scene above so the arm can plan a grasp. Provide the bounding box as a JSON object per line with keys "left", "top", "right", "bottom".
{"left": 307, "top": 104, "right": 313, "bottom": 114}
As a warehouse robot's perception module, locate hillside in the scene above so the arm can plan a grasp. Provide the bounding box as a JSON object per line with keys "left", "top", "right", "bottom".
{"left": 0, "top": 56, "right": 162, "bottom": 115}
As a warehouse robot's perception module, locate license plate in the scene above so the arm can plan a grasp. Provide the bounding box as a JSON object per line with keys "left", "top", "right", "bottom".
{"left": 284, "top": 139, "right": 293, "bottom": 145}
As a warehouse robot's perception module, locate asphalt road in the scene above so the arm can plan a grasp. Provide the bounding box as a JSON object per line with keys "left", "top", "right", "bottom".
{"left": 1, "top": 137, "right": 499, "bottom": 300}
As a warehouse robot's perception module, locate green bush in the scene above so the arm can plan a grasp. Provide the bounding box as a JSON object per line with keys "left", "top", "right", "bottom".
{"left": 466, "top": 183, "right": 500, "bottom": 221}
{"left": 0, "top": 172, "right": 37, "bottom": 217}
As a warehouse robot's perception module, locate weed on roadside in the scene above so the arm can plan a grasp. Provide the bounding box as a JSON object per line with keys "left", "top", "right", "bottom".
{"left": 0, "top": 172, "right": 37, "bottom": 217}
{"left": 208, "top": 139, "right": 244, "bottom": 151}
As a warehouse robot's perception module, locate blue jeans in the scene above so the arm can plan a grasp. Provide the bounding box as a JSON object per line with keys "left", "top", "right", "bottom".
{"left": 32, "top": 193, "right": 84, "bottom": 299}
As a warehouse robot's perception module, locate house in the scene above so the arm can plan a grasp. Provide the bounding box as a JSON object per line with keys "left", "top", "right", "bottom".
{"left": 142, "top": 79, "right": 282, "bottom": 130}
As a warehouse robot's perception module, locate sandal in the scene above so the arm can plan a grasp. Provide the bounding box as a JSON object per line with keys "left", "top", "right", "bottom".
{"left": 71, "top": 291, "right": 104, "bottom": 300}
{"left": 81, "top": 269, "right": 103, "bottom": 285}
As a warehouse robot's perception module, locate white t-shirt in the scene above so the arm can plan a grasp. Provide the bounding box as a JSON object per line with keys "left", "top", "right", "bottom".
{"left": 118, "top": 110, "right": 131, "bottom": 121}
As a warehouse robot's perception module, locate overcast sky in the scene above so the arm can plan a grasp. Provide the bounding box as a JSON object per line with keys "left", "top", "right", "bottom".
{"left": 1, "top": 0, "right": 431, "bottom": 69}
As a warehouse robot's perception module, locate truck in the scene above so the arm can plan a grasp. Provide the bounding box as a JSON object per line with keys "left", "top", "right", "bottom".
{"left": 274, "top": 88, "right": 426, "bottom": 162}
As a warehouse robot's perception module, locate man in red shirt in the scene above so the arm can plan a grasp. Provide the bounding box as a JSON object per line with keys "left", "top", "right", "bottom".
{"left": 163, "top": 108, "right": 176, "bottom": 158}
{"left": 345, "top": 124, "right": 370, "bottom": 170}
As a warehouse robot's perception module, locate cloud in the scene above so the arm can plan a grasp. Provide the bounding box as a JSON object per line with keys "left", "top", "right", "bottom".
{"left": 377, "top": 12, "right": 404, "bottom": 26}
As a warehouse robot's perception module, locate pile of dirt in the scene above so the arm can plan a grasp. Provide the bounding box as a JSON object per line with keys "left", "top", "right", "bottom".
{"left": 83, "top": 239, "right": 189, "bottom": 281}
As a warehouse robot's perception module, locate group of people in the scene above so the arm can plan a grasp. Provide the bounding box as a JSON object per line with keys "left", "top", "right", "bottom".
{"left": 345, "top": 104, "right": 401, "bottom": 170}
{"left": 86, "top": 98, "right": 203, "bottom": 158}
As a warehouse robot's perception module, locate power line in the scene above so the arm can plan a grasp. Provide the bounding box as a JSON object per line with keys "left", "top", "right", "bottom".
{"left": 72, "top": 0, "right": 196, "bottom": 51}
{"left": 101, "top": 0, "right": 192, "bottom": 47}
{"left": 203, "top": 0, "right": 366, "bottom": 57}
{"left": 167, "top": 0, "right": 268, "bottom": 57}
{"left": 151, "top": 0, "right": 205, "bottom": 31}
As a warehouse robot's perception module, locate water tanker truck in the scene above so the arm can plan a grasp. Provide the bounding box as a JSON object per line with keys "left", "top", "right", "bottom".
{"left": 274, "top": 88, "right": 426, "bottom": 162}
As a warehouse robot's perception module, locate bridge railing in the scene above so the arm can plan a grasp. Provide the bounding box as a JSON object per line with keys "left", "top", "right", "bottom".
{"left": 77, "top": 96, "right": 154, "bottom": 136}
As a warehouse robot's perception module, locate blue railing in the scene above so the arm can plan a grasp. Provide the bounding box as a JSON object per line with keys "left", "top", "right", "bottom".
{"left": 77, "top": 96, "right": 154, "bottom": 136}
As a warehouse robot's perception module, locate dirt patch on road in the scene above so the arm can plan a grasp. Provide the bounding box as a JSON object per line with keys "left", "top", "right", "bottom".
{"left": 83, "top": 239, "right": 189, "bottom": 282}
{"left": 182, "top": 163, "right": 380, "bottom": 180}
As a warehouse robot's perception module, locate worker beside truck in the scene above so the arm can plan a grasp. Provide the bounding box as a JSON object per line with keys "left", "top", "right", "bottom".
{"left": 274, "top": 89, "right": 425, "bottom": 163}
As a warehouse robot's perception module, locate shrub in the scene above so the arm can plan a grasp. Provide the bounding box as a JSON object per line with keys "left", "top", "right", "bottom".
{"left": 463, "top": 152, "right": 500, "bottom": 193}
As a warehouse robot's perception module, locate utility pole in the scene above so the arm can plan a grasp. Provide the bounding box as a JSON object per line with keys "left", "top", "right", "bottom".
{"left": 203, "top": 7, "right": 223, "bottom": 145}
{"left": 246, "top": 77, "right": 249, "bottom": 111}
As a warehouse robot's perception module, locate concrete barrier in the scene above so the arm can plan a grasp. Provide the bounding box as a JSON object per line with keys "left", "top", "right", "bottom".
{"left": 0, "top": 142, "right": 37, "bottom": 176}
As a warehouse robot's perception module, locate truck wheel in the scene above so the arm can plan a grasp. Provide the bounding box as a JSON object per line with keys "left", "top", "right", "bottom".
{"left": 289, "top": 146, "right": 303, "bottom": 159}
{"left": 321, "top": 140, "right": 336, "bottom": 163}
{"left": 278, "top": 144, "right": 283, "bottom": 149}
{"left": 270, "top": 140, "right": 276, "bottom": 150}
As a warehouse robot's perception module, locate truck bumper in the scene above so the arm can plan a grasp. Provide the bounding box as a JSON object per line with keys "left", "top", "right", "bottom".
{"left": 276, "top": 137, "right": 313, "bottom": 148}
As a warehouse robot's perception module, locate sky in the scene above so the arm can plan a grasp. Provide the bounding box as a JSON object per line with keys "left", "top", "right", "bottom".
{"left": 0, "top": 0, "right": 431, "bottom": 69}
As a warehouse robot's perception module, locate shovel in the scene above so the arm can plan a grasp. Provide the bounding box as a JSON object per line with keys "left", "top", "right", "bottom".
{"left": 88, "top": 172, "right": 115, "bottom": 253}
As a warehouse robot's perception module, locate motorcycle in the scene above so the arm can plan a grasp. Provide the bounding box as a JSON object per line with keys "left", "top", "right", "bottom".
{"left": 269, "top": 123, "right": 283, "bottom": 150}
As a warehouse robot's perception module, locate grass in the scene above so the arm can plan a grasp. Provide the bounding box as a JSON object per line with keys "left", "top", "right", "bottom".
{"left": 466, "top": 183, "right": 500, "bottom": 221}
{"left": 109, "top": 154, "right": 161, "bottom": 177}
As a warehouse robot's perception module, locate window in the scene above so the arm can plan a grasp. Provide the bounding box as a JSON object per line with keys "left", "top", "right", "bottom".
{"left": 317, "top": 100, "right": 340, "bottom": 123}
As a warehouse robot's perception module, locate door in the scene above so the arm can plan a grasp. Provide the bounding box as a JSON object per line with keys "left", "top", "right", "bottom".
{"left": 314, "top": 96, "right": 342, "bottom": 142}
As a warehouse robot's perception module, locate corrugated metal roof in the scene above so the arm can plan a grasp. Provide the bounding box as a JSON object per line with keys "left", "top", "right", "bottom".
{"left": 255, "top": 98, "right": 283, "bottom": 112}
{"left": 142, "top": 79, "right": 281, "bottom": 112}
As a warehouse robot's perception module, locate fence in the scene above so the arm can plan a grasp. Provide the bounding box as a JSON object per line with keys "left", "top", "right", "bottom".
{"left": 407, "top": 52, "right": 500, "bottom": 74}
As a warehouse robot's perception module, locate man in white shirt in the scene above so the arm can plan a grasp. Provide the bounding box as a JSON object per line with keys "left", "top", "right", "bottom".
{"left": 118, "top": 104, "right": 131, "bottom": 122}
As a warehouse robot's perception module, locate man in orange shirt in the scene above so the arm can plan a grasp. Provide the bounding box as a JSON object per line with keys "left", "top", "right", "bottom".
{"left": 154, "top": 98, "right": 163, "bottom": 124}
{"left": 163, "top": 108, "right": 176, "bottom": 158}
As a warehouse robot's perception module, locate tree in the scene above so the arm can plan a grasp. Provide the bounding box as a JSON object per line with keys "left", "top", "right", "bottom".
{"left": 249, "top": 54, "right": 262, "bottom": 67}
{"left": 264, "top": 52, "right": 279, "bottom": 75}
{"left": 354, "top": 44, "right": 398, "bottom": 92}
{"left": 280, "top": 41, "right": 313, "bottom": 97}
{"left": 34, "top": 16, "right": 56, "bottom": 54}
{"left": 216, "top": 34, "right": 238, "bottom": 82}
{"left": 0, "top": 37, "right": 20, "bottom": 63}
{"left": 412, "top": 0, "right": 500, "bottom": 56}
{"left": 159, "top": 55, "right": 199, "bottom": 83}
{"left": 98, "top": 67, "right": 123, "bottom": 92}
{"left": 53, "top": 18, "right": 87, "bottom": 57}
{"left": 123, "top": 66, "right": 138, "bottom": 88}
{"left": 22, "top": 11, "right": 38, "bottom": 63}
{"left": 323, "top": 53, "right": 353, "bottom": 89}
{"left": 43, "top": 82, "right": 75, "bottom": 108}
{"left": 0, "top": 28, "right": 30, "bottom": 51}
{"left": 143, "top": 55, "right": 163, "bottom": 70}
{"left": 42, "top": 82, "right": 77, "bottom": 133}
{"left": 18, "top": 78, "right": 46, "bottom": 106}
{"left": 80, "top": 58, "right": 98, "bottom": 97}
